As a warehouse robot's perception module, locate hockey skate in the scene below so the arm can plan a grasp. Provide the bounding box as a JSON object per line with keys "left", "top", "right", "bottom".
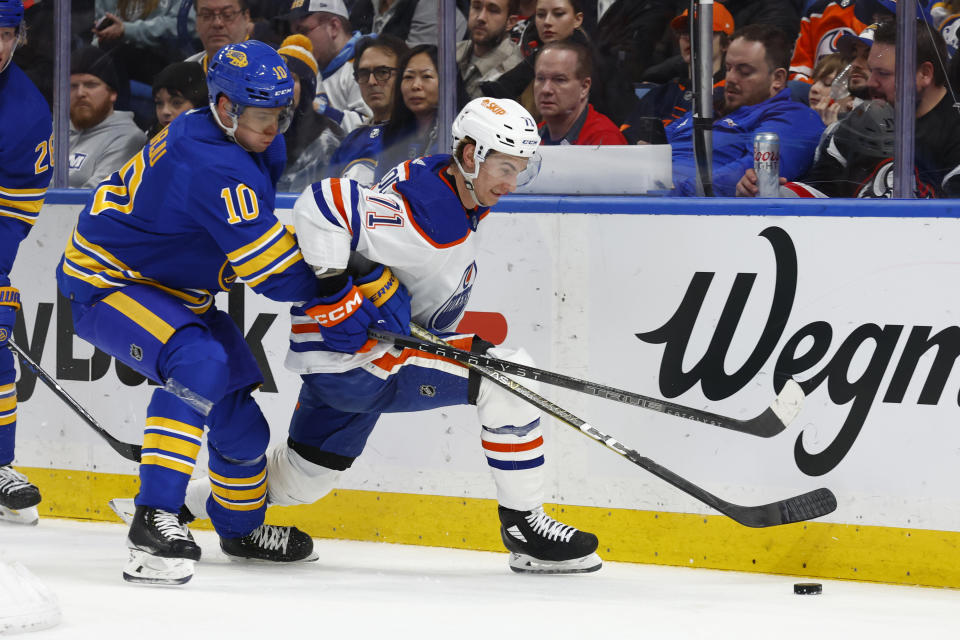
{"left": 499, "top": 506, "right": 602, "bottom": 574}
{"left": 220, "top": 524, "right": 318, "bottom": 563}
{"left": 109, "top": 497, "right": 194, "bottom": 526}
{"left": 123, "top": 505, "right": 202, "bottom": 586}
{"left": 0, "top": 466, "right": 41, "bottom": 526}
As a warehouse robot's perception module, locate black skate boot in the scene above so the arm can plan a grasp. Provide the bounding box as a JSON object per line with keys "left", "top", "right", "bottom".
{"left": 0, "top": 465, "right": 41, "bottom": 525}
{"left": 499, "top": 505, "right": 602, "bottom": 574}
{"left": 123, "top": 505, "right": 202, "bottom": 586}
{"left": 220, "top": 524, "right": 318, "bottom": 563}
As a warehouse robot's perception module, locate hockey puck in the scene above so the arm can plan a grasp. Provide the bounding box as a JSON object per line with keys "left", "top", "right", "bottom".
{"left": 793, "top": 582, "right": 822, "bottom": 595}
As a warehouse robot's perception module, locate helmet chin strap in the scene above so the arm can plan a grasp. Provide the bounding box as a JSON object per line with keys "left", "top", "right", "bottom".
{"left": 453, "top": 150, "right": 483, "bottom": 209}
{"left": 211, "top": 99, "right": 245, "bottom": 147}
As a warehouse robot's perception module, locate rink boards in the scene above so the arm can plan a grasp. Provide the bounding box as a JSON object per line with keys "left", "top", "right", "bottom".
{"left": 10, "top": 193, "right": 960, "bottom": 588}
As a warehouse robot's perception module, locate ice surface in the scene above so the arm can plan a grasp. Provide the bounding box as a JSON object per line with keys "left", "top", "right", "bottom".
{"left": 2, "top": 518, "right": 959, "bottom": 639}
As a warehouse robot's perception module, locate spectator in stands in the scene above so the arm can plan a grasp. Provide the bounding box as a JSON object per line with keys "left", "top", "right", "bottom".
{"left": 795, "top": 19, "right": 960, "bottom": 197}
{"left": 277, "top": 34, "right": 340, "bottom": 191}
{"left": 621, "top": 3, "right": 733, "bottom": 144}
{"left": 347, "top": 0, "right": 466, "bottom": 46}
{"left": 833, "top": 21, "right": 877, "bottom": 103}
{"left": 93, "top": 0, "right": 195, "bottom": 87}
{"left": 665, "top": 24, "right": 823, "bottom": 197}
{"left": 458, "top": 0, "right": 523, "bottom": 99}
{"left": 377, "top": 44, "right": 447, "bottom": 179}
{"left": 534, "top": 40, "right": 626, "bottom": 144}
{"left": 509, "top": 0, "right": 536, "bottom": 42}
{"left": 68, "top": 46, "right": 146, "bottom": 188}
{"left": 186, "top": 0, "right": 252, "bottom": 71}
{"left": 806, "top": 53, "right": 847, "bottom": 125}
{"left": 328, "top": 34, "right": 409, "bottom": 185}
{"left": 481, "top": 0, "right": 587, "bottom": 115}
{"left": 788, "top": 0, "right": 865, "bottom": 84}
{"left": 148, "top": 60, "right": 207, "bottom": 137}
{"left": 288, "top": 0, "right": 371, "bottom": 133}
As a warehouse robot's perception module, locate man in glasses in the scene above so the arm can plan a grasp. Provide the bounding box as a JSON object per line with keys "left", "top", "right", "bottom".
{"left": 287, "top": 0, "right": 370, "bottom": 133}
{"left": 328, "top": 34, "right": 408, "bottom": 185}
{"left": 57, "top": 41, "right": 320, "bottom": 586}
{"left": 186, "top": 0, "right": 252, "bottom": 72}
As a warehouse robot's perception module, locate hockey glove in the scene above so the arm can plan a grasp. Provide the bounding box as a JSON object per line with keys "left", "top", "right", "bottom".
{"left": 0, "top": 287, "right": 20, "bottom": 347}
{"left": 304, "top": 280, "right": 382, "bottom": 354}
{"left": 355, "top": 266, "right": 411, "bottom": 335}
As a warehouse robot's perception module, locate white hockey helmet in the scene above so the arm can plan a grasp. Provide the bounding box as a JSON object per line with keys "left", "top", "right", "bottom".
{"left": 451, "top": 97, "right": 541, "bottom": 194}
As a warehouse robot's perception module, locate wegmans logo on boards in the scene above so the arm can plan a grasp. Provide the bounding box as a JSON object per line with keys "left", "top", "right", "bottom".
{"left": 637, "top": 226, "right": 955, "bottom": 477}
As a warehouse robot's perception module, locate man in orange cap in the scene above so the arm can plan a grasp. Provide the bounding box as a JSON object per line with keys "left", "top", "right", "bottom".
{"left": 621, "top": 2, "right": 734, "bottom": 144}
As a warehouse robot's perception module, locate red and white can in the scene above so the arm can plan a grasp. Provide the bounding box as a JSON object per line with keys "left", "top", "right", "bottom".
{"left": 753, "top": 132, "right": 780, "bottom": 198}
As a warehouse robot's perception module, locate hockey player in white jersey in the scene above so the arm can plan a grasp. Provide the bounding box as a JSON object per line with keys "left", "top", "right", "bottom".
{"left": 185, "top": 97, "right": 602, "bottom": 574}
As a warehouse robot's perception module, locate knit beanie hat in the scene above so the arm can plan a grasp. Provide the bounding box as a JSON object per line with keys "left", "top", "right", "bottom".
{"left": 278, "top": 34, "right": 319, "bottom": 113}
{"left": 71, "top": 46, "right": 119, "bottom": 92}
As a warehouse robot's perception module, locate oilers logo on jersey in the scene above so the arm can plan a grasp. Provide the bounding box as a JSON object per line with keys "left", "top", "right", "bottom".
{"left": 429, "top": 261, "right": 477, "bottom": 332}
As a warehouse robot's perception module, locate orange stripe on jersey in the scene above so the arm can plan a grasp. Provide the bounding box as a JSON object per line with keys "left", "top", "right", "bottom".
{"left": 482, "top": 436, "right": 544, "bottom": 453}
{"left": 291, "top": 322, "right": 320, "bottom": 334}
{"left": 369, "top": 335, "right": 475, "bottom": 373}
{"left": 329, "top": 178, "right": 351, "bottom": 233}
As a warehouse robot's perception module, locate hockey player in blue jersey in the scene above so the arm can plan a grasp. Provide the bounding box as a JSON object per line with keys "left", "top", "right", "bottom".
{"left": 56, "top": 40, "right": 329, "bottom": 585}
{"left": 185, "top": 97, "right": 604, "bottom": 574}
{"left": 0, "top": 0, "right": 52, "bottom": 526}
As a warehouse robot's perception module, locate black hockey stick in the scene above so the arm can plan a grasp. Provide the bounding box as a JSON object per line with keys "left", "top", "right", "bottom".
{"left": 384, "top": 326, "right": 836, "bottom": 528}
{"left": 7, "top": 340, "right": 142, "bottom": 462}
{"left": 368, "top": 328, "right": 803, "bottom": 438}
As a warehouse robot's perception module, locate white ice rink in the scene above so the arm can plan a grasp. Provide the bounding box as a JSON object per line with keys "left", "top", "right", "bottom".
{"left": 3, "top": 519, "right": 960, "bottom": 639}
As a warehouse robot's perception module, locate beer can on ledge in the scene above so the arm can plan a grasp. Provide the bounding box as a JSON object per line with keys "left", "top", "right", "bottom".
{"left": 753, "top": 132, "right": 780, "bottom": 197}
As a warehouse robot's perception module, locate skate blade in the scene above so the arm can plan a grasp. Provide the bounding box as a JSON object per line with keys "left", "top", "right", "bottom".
{"left": 508, "top": 552, "right": 602, "bottom": 575}
{"left": 108, "top": 498, "right": 135, "bottom": 525}
{"left": 223, "top": 549, "right": 320, "bottom": 564}
{"left": 0, "top": 505, "right": 39, "bottom": 526}
{"left": 122, "top": 548, "right": 195, "bottom": 586}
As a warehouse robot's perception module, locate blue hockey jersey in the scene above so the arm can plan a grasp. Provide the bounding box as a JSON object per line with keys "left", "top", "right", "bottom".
{"left": 57, "top": 108, "right": 318, "bottom": 313}
{"left": 0, "top": 62, "right": 53, "bottom": 286}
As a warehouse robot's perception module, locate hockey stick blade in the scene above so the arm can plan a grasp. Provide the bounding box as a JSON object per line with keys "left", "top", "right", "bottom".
{"left": 369, "top": 328, "right": 804, "bottom": 438}
{"left": 7, "top": 341, "right": 142, "bottom": 462}
{"left": 397, "top": 326, "right": 837, "bottom": 528}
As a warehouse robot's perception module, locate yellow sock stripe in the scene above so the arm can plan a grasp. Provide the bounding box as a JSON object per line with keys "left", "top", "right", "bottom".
{"left": 0, "top": 412, "right": 15, "bottom": 426}
{"left": 0, "top": 393, "right": 16, "bottom": 412}
{"left": 101, "top": 291, "right": 175, "bottom": 343}
{"left": 210, "top": 492, "right": 266, "bottom": 511}
{"left": 211, "top": 482, "right": 266, "bottom": 502}
{"left": 0, "top": 195, "right": 43, "bottom": 214}
{"left": 209, "top": 467, "right": 267, "bottom": 487}
{"left": 142, "top": 433, "right": 201, "bottom": 460}
{"left": 140, "top": 454, "right": 195, "bottom": 475}
{"left": 144, "top": 417, "right": 204, "bottom": 440}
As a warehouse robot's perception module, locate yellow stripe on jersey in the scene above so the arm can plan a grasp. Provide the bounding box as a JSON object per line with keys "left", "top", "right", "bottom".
{"left": 63, "top": 230, "right": 216, "bottom": 314}
{"left": 230, "top": 227, "right": 297, "bottom": 279}
{"left": 100, "top": 291, "right": 176, "bottom": 342}
{"left": 245, "top": 248, "right": 304, "bottom": 287}
{"left": 227, "top": 221, "right": 284, "bottom": 263}
{"left": 0, "top": 196, "right": 44, "bottom": 214}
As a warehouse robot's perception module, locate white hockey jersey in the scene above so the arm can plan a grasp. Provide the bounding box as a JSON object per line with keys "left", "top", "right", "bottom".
{"left": 286, "top": 154, "right": 489, "bottom": 374}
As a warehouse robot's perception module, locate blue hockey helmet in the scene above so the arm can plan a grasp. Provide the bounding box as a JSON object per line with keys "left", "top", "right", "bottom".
{"left": 206, "top": 40, "right": 295, "bottom": 139}
{"left": 0, "top": 0, "right": 23, "bottom": 29}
